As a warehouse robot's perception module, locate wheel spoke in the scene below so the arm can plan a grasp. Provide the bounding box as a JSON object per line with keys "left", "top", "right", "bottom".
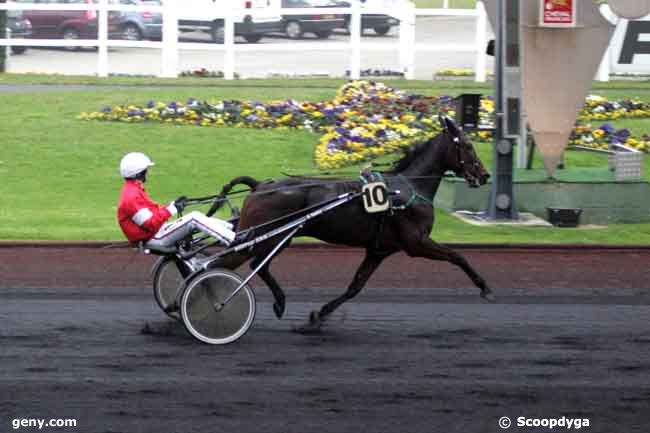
{"left": 181, "top": 269, "right": 255, "bottom": 345}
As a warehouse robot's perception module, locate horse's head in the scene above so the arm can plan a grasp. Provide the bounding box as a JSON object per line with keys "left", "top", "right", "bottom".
{"left": 439, "top": 115, "right": 490, "bottom": 188}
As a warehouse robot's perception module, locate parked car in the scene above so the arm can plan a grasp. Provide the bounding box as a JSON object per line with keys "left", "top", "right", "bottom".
{"left": 178, "top": 0, "right": 284, "bottom": 43}
{"left": 112, "top": 0, "right": 161, "bottom": 40}
{"left": 281, "top": 0, "right": 344, "bottom": 39}
{"left": 335, "top": 1, "right": 399, "bottom": 36}
{"left": 6, "top": 9, "right": 32, "bottom": 54}
{"left": 17, "top": 0, "right": 121, "bottom": 50}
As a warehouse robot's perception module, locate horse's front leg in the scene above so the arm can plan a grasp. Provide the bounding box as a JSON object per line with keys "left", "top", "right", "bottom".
{"left": 295, "top": 250, "right": 391, "bottom": 334}
{"left": 404, "top": 237, "right": 495, "bottom": 302}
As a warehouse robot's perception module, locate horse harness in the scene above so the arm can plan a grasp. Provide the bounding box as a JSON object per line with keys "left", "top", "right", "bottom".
{"left": 358, "top": 170, "right": 434, "bottom": 253}
{"left": 358, "top": 170, "right": 433, "bottom": 212}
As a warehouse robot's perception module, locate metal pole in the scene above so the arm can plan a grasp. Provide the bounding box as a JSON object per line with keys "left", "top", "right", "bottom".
{"left": 486, "top": 0, "right": 518, "bottom": 220}
{"left": 0, "top": 1, "right": 7, "bottom": 72}
{"left": 217, "top": 226, "right": 301, "bottom": 309}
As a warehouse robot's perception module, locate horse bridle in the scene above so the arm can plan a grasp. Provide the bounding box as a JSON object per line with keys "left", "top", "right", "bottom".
{"left": 448, "top": 131, "right": 482, "bottom": 185}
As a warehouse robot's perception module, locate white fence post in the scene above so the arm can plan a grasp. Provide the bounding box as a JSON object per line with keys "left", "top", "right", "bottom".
{"left": 97, "top": 0, "right": 108, "bottom": 77}
{"left": 399, "top": 1, "right": 416, "bottom": 79}
{"left": 443, "top": 0, "right": 449, "bottom": 8}
{"left": 349, "top": 0, "right": 362, "bottom": 79}
{"left": 0, "top": 1, "right": 493, "bottom": 80}
{"left": 4, "top": 28, "right": 11, "bottom": 71}
{"left": 474, "top": 0, "right": 487, "bottom": 82}
{"left": 161, "top": 0, "right": 179, "bottom": 78}
{"left": 224, "top": 2, "right": 236, "bottom": 80}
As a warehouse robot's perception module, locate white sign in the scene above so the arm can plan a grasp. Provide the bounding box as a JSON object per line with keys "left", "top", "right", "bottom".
{"left": 362, "top": 182, "right": 389, "bottom": 213}
{"left": 608, "top": 14, "right": 650, "bottom": 74}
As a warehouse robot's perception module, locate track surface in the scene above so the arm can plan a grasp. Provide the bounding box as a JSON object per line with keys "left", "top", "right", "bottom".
{"left": 1, "top": 245, "right": 650, "bottom": 433}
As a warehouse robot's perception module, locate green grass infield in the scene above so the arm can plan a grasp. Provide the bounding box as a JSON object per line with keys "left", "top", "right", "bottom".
{"left": 1, "top": 74, "right": 650, "bottom": 244}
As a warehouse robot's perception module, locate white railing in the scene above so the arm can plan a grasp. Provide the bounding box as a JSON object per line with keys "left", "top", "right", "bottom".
{"left": 0, "top": 0, "right": 488, "bottom": 81}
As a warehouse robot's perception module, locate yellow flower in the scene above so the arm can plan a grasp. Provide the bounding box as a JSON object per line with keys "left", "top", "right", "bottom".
{"left": 592, "top": 129, "right": 604, "bottom": 139}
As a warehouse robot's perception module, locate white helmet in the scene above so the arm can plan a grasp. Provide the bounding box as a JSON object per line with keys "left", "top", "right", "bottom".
{"left": 120, "top": 152, "right": 155, "bottom": 178}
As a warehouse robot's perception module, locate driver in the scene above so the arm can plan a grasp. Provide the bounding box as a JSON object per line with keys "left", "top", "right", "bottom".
{"left": 117, "top": 152, "right": 236, "bottom": 250}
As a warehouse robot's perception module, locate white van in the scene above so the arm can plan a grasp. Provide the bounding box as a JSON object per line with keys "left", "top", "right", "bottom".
{"left": 179, "top": 0, "right": 283, "bottom": 43}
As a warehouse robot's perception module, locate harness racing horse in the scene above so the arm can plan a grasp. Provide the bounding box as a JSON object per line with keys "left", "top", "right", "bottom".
{"left": 209, "top": 116, "right": 492, "bottom": 333}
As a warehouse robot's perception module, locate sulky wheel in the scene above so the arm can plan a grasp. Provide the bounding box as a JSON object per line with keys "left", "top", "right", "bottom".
{"left": 180, "top": 269, "right": 256, "bottom": 345}
{"left": 153, "top": 258, "right": 194, "bottom": 320}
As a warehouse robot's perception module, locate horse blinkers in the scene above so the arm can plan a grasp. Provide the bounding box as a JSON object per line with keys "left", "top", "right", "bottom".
{"left": 439, "top": 115, "right": 489, "bottom": 188}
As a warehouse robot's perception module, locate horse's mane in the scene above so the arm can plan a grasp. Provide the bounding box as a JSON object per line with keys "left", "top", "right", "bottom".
{"left": 385, "top": 135, "right": 439, "bottom": 174}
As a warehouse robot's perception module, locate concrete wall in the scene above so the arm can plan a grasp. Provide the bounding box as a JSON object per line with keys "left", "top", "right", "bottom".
{"left": 435, "top": 178, "right": 650, "bottom": 224}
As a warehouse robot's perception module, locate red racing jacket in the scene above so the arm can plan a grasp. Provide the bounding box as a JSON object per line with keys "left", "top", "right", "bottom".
{"left": 117, "top": 180, "right": 172, "bottom": 243}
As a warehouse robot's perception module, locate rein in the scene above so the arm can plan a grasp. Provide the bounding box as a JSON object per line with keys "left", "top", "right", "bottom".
{"left": 187, "top": 174, "right": 446, "bottom": 205}
{"left": 188, "top": 134, "right": 463, "bottom": 206}
{"left": 395, "top": 174, "right": 434, "bottom": 209}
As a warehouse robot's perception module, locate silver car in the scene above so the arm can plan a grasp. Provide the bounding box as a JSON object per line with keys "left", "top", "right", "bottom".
{"left": 114, "top": 0, "right": 162, "bottom": 40}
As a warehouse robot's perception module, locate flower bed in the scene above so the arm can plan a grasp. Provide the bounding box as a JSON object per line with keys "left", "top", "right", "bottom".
{"left": 570, "top": 123, "right": 648, "bottom": 152}
{"left": 179, "top": 68, "right": 241, "bottom": 79}
{"left": 462, "top": 94, "right": 650, "bottom": 152}
{"left": 80, "top": 81, "right": 455, "bottom": 169}
{"left": 79, "top": 82, "right": 650, "bottom": 169}
{"left": 434, "top": 68, "right": 494, "bottom": 78}
{"left": 579, "top": 94, "right": 650, "bottom": 121}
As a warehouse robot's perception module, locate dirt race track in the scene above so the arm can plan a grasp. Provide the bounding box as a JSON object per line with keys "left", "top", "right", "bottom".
{"left": 1, "top": 244, "right": 650, "bottom": 433}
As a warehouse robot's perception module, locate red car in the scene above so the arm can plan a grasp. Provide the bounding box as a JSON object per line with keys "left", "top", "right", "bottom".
{"left": 18, "top": 0, "right": 120, "bottom": 50}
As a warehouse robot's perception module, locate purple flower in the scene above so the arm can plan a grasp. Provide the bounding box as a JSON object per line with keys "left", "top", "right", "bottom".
{"left": 599, "top": 124, "right": 616, "bottom": 134}
{"left": 615, "top": 128, "right": 631, "bottom": 139}
{"left": 168, "top": 101, "right": 178, "bottom": 110}
{"left": 146, "top": 100, "right": 155, "bottom": 109}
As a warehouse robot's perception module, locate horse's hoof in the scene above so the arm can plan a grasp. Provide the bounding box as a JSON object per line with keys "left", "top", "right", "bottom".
{"left": 273, "top": 302, "right": 285, "bottom": 319}
{"left": 292, "top": 311, "right": 323, "bottom": 335}
{"left": 481, "top": 291, "right": 496, "bottom": 303}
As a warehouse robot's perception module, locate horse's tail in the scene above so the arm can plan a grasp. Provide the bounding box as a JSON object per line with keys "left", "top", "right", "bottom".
{"left": 206, "top": 176, "right": 259, "bottom": 217}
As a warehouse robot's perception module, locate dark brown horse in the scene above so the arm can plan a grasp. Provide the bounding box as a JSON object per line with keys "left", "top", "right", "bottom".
{"left": 209, "top": 116, "right": 492, "bottom": 333}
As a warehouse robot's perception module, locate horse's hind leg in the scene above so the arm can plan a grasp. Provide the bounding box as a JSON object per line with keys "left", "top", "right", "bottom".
{"left": 295, "top": 250, "right": 390, "bottom": 334}
{"left": 250, "top": 255, "right": 286, "bottom": 319}
{"left": 405, "top": 237, "right": 494, "bottom": 301}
